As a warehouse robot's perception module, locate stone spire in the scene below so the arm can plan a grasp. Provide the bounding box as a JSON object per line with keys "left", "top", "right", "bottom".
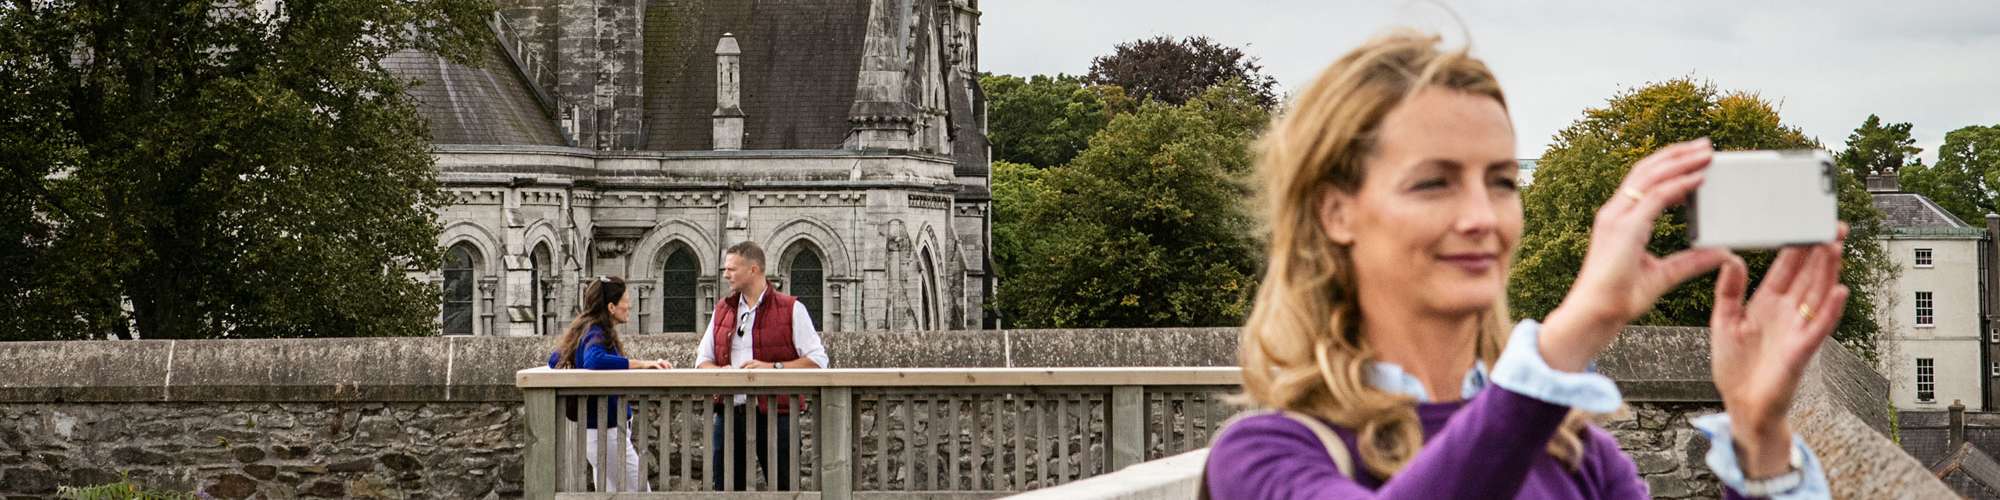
{"left": 847, "top": 0, "right": 917, "bottom": 150}
{"left": 713, "top": 33, "right": 744, "bottom": 151}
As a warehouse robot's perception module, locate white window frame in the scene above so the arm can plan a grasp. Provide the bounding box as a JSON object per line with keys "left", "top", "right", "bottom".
{"left": 1918, "top": 358, "right": 1936, "bottom": 403}
{"left": 1991, "top": 362, "right": 1998, "bottom": 378}
{"left": 1915, "top": 248, "right": 1934, "bottom": 268}
{"left": 1916, "top": 291, "right": 1935, "bottom": 327}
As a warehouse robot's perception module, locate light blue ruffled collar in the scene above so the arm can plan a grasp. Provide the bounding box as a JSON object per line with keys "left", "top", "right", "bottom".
{"left": 1367, "top": 360, "right": 1489, "bottom": 402}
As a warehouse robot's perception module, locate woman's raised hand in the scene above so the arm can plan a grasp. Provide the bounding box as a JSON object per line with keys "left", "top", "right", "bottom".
{"left": 1541, "top": 138, "right": 1734, "bottom": 371}
{"left": 1710, "top": 226, "right": 1848, "bottom": 476}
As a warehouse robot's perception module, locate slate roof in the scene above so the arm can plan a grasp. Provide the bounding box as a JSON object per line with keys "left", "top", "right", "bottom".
{"left": 1900, "top": 411, "right": 2000, "bottom": 469}
{"left": 383, "top": 37, "right": 566, "bottom": 146}
{"left": 642, "top": 0, "right": 871, "bottom": 151}
{"left": 1872, "top": 192, "right": 1974, "bottom": 230}
{"left": 1935, "top": 442, "right": 2000, "bottom": 499}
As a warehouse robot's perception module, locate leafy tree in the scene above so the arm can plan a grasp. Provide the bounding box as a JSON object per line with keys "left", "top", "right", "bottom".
{"left": 1901, "top": 124, "right": 2000, "bottom": 224}
{"left": 0, "top": 0, "right": 491, "bottom": 340}
{"left": 994, "top": 82, "right": 1266, "bottom": 328}
{"left": 1833, "top": 115, "right": 1922, "bottom": 179}
{"left": 1511, "top": 78, "right": 1895, "bottom": 360}
{"left": 1086, "top": 35, "right": 1280, "bottom": 109}
{"left": 981, "top": 73, "right": 1132, "bottom": 167}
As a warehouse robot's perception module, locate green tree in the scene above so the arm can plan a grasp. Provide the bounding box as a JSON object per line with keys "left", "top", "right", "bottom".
{"left": 1512, "top": 79, "right": 1895, "bottom": 360}
{"left": 1086, "top": 35, "right": 1280, "bottom": 109}
{"left": 1901, "top": 124, "right": 2000, "bottom": 224}
{"left": 1833, "top": 114, "right": 1922, "bottom": 179}
{"left": 981, "top": 73, "right": 1132, "bottom": 168}
{"left": 994, "top": 82, "right": 1266, "bottom": 328}
{"left": 0, "top": 0, "right": 491, "bottom": 340}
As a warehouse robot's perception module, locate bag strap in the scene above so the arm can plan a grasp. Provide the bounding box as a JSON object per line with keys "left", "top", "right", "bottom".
{"left": 1198, "top": 410, "right": 1355, "bottom": 499}
{"left": 1277, "top": 410, "right": 1355, "bottom": 478}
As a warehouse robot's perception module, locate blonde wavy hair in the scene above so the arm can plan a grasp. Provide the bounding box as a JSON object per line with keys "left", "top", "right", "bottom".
{"left": 1238, "top": 29, "right": 1592, "bottom": 479}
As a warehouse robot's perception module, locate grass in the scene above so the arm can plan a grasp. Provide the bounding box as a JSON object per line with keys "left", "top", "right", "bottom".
{"left": 56, "top": 476, "right": 200, "bottom": 500}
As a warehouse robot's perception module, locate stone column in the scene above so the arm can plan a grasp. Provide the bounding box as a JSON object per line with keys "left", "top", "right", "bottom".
{"left": 723, "top": 190, "right": 750, "bottom": 251}
{"left": 634, "top": 284, "right": 653, "bottom": 334}
{"left": 503, "top": 190, "right": 537, "bottom": 337}
{"left": 478, "top": 278, "right": 499, "bottom": 336}
{"left": 713, "top": 34, "right": 745, "bottom": 151}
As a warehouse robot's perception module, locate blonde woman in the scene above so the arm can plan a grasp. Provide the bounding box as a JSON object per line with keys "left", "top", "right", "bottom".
{"left": 1206, "top": 31, "right": 1834, "bottom": 499}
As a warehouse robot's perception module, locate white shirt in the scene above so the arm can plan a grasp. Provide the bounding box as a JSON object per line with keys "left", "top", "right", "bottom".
{"left": 694, "top": 288, "right": 831, "bottom": 404}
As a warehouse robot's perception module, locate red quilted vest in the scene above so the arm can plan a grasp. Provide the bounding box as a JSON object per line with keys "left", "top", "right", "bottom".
{"left": 712, "top": 284, "right": 807, "bottom": 413}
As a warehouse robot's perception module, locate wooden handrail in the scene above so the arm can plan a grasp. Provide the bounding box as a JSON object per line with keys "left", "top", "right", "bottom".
{"left": 515, "top": 366, "right": 1245, "bottom": 389}
{"left": 518, "top": 367, "right": 1245, "bottom": 499}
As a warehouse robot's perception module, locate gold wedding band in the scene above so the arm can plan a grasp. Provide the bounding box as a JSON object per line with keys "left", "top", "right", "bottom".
{"left": 1619, "top": 188, "right": 1646, "bottom": 203}
{"left": 1798, "top": 303, "right": 1814, "bottom": 322}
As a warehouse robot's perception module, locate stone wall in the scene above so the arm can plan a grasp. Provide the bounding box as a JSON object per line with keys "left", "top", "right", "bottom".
{"left": 1602, "top": 403, "right": 1726, "bottom": 499}
{"left": 1, "top": 402, "right": 521, "bottom": 499}
{"left": 0, "top": 327, "right": 1950, "bottom": 499}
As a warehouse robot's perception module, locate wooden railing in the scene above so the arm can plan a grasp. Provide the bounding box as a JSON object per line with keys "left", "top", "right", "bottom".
{"left": 516, "top": 368, "right": 1242, "bottom": 499}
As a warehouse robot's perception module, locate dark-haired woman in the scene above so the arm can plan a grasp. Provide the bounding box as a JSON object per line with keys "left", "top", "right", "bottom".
{"left": 548, "top": 276, "right": 671, "bottom": 492}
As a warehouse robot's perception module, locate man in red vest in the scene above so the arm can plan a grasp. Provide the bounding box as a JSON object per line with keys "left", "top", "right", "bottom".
{"left": 695, "top": 241, "right": 828, "bottom": 491}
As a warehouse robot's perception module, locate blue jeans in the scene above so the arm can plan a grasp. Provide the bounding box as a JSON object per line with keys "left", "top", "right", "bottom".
{"left": 710, "top": 404, "right": 792, "bottom": 491}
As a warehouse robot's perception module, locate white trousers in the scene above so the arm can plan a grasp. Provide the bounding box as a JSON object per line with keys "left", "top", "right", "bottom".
{"left": 582, "top": 424, "right": 651, "bottom": 492}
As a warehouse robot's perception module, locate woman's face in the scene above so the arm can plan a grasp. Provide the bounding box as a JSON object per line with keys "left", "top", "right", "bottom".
{"left": 1320, "top": 87, "right": 1521, "bottom": 318}
{"left": 609, "top": 290, "right": 633, "bottom": 324}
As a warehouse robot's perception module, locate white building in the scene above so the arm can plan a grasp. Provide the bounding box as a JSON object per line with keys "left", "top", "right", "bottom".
{"left": 1871, "top": 175, "right": 1990, "bottom": 410}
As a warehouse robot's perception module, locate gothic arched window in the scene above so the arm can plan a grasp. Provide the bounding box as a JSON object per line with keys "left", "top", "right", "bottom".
{"left": 920, "top": 250, "right": 937, "bottom": 330}
{"left": 531, "top": 243, "right": 553, "bottom": 335}
{"left": 442, "top": 243, "right": 480, "bottom": 335}
{"left": 786, "top": 243, "right": 825, "bottom": 329}
{"left": 661, "top": 244, "right": 700, "bottom": 333}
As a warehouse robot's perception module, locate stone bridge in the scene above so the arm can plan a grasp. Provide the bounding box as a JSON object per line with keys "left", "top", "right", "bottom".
{"left": 0, "top": 327, "right": 1954, "bottom": 499}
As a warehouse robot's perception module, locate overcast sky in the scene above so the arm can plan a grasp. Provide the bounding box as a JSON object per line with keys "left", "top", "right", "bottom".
{"left": 980, "top": 1, "right": 2000, "bottom": 164}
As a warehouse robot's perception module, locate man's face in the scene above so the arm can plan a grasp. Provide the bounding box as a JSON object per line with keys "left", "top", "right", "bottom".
{"left": 722, "top": 253, "right": 762, "bottom": 294}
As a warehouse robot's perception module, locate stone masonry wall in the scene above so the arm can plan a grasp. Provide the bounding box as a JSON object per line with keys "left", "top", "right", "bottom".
{"left": 0, "top": 327, "right": 1939, "bottom": 498}
{"left": 1604, "top": 403, "right": 1724, "bottom": 500}
{"left": 1, "top": 402, "right": 522, "bottom": 499}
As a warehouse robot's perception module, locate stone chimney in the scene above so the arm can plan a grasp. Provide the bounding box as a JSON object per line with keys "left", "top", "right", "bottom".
{"left": 1866, "top": 172, "right": 1901, "bottom": 193}
{"left": 1951, "top": 399, "right": 1967, "bottom": 450}
{"left": 713, "top": 33, "right": 745, "bottom": 151}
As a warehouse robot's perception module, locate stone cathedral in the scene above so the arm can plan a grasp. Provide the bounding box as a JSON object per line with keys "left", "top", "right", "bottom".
{"left": 386, "top": 0, "right": 991, "bottom": 336}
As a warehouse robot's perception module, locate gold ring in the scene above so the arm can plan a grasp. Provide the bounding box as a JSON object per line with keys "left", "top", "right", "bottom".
{"left": 1798, "top": 303, "right": 1814, "bottom": 322}
{"left": 1619, "top": 188, "right": 1645, "bottom": 203}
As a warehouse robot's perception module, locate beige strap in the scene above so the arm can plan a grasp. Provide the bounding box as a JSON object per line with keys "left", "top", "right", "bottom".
{"left": 1200, "top": 411, "right": 1355, "bottom": 499}
{"left": 1279, "top": 411, "right": 1355, "bottom": 478}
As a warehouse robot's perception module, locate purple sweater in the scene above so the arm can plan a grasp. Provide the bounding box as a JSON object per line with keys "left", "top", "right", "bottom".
{"left": 1206, "top": 386, "right": 1749, "bottom": 499}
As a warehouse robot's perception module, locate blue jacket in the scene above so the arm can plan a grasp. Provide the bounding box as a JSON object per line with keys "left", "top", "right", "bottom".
{"left": 548, "top": 326, "right": 632, "bottom": 428}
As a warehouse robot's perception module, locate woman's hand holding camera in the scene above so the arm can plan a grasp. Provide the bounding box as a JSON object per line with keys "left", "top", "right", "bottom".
{"left": 1540, "top": 137, "right": 1846, "bottom": 479}
{"left": 1540, "top": 139, "right": 1732, "bottom": 371}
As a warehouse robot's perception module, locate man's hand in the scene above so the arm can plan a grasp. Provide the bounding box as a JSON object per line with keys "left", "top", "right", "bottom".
{"left": 741, "top": 360, "right": 776, "bottom": 369}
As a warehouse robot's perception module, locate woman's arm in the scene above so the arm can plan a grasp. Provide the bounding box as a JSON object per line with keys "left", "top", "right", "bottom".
{"left": 1534, "top": 138, "right": 1834, "bottom": 498}
{"left": 577, "top": 340, "right": 632, "bottom": 370}
{"left": 1208, "top": 389, "right": 1571, "bottom": 499}
{"left": 1537, "top": 139, "right": 1732, "bottom": 373}
{"left": 1208, "top": 321, "right": 1621, "bottom": 499}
